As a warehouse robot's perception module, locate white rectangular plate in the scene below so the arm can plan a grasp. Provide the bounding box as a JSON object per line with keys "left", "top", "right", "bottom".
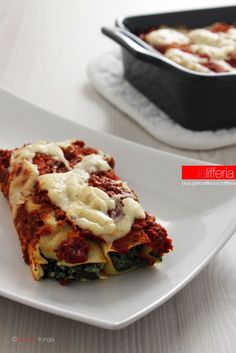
{"left": 0, "top": 88, "right": 235, "bottom": 329}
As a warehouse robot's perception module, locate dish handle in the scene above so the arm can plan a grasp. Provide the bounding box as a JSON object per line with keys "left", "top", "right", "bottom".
{"left": 101, "top": 27, "right": 163, "bottom": 65}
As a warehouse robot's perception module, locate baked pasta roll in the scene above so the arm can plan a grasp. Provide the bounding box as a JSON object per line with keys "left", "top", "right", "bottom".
{"left": 0, "top": 140, "right": 173, "bottom": 284}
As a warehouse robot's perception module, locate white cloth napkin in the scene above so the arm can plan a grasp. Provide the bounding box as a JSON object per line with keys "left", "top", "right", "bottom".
{"left": 87, "top": 49, "right": 236, "bottom": 150}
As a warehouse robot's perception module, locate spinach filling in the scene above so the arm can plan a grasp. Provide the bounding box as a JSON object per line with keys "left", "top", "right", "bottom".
{"left": 42, "top": 258, "right": 103, "bottom": 282}
{"left": 109, "top": 245, "right": 149, "bottom": 272}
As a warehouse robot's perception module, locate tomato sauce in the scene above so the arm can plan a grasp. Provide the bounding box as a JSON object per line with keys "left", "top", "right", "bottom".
{"left": 113, "top": 213, "right": 173, "bottom": 256}
{"left": 33, "top": 153, "right": 68, "bottom": 174}
{"left": 62, "top": 140, "right": 98, "bottom": 167}
{"left": 88, "top": 171, "right": 127, "bottom": 197}
{"left": 56, "top": 230, "right": 89, "bottom": 263}
{"left": 0, "top": 149, "right": 11, "bottom": 196}
{"left": 208, "top": 22, "right": 232, "bottom": 33}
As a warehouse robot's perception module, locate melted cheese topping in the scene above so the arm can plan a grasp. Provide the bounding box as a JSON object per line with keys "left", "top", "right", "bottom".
{"left": 39, "top": 153, "right": 145, "bottom": 243}
{"left": 75, "top": 154, "right": 110, "bottom": 174}
{"left": 213, "top": 60, "right": 235, "bottom": 72}
{"left": 190, "top": 43, "right": 234, "bottom": 60}
{"left": 9, "top": 140, "right": 71, "bottom": 216}
{"left": 57, "top": 139, "right": 76, "bottom": 149}
{"left": 227, "top": 28, "right": 236, "bottom": 41}
{"left": 145, "top": 28, "right": 190, "bottom": 47}
{"left": 165, "top": 48, "right": 210, "bottom": 72}
{"left": 188, "top": 29, "right": 234, "bottom": 47}
{"left": 11, "top": 141, "right": 70, "bottom": 169}
{"left": 145, "top": 26, "right": 236, "bottom": 73}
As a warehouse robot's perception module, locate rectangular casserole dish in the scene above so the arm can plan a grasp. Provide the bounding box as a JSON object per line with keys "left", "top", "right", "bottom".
{"left": 102, "top": 6, "right": 236, "bottom": 131}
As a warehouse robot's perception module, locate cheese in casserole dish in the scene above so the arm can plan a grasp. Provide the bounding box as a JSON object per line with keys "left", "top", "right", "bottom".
{"left": 141, "top": 22, "right": 236, "bottom": 73}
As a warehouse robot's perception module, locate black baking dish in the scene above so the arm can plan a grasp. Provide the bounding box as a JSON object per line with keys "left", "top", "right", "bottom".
{"left": 102, "top": 6, "right": 236, "bottom": 131}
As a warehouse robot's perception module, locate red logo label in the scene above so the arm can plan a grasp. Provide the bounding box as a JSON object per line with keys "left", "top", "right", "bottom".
{"left": 182, "top": 166, "right": 236, "bottom": 180}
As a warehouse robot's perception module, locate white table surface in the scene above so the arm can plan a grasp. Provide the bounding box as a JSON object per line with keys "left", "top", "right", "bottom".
{"left": 0, "top": 1, "right": 236, "bottom": 352}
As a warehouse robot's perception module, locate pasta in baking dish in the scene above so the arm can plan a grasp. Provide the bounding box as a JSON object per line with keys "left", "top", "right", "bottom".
{"left": 0, "top": 140, "right": 172, "bottom": 284}
{"left": 140, "top": 22, "right": 236, "bottom": 73}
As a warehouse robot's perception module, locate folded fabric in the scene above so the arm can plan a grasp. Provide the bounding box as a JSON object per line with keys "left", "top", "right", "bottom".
{"left": 87, "top": 49, "right": 236, "bottom": 151}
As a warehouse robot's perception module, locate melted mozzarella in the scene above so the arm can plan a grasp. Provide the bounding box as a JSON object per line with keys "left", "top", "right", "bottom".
{"left": 145, "top": 28, "right": 190, "bottom": 47}
{"left": 212, "top": 60, "right": 235, "bottom": 72}
{"left": 188, "top": 29, "right": 234, "bottom": 47}
{"left": 226, "top": 28, "right": 236, "bottom": 41}
{"left": 143, "top": 25, "right": 236, "bottom": 74}
{"left": 165, "top": 48, "right": 210, "bottom": 72}
{"left": 113, "top": 198, "right": 145, "bottom": 238}
{"left": 74, "top": 153, "right": 111, "bottom": 174}
{"left": 39, "top": 154, "right": 145, "bottom": 243}
{"left": 57, "top": 139, "right": 76, "bottom": 148}
{"left": 11, "top": 141, "right": 70, "bottom": 169}
{"left": 190, "top": 43, "right": 234, "bottom": 60}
